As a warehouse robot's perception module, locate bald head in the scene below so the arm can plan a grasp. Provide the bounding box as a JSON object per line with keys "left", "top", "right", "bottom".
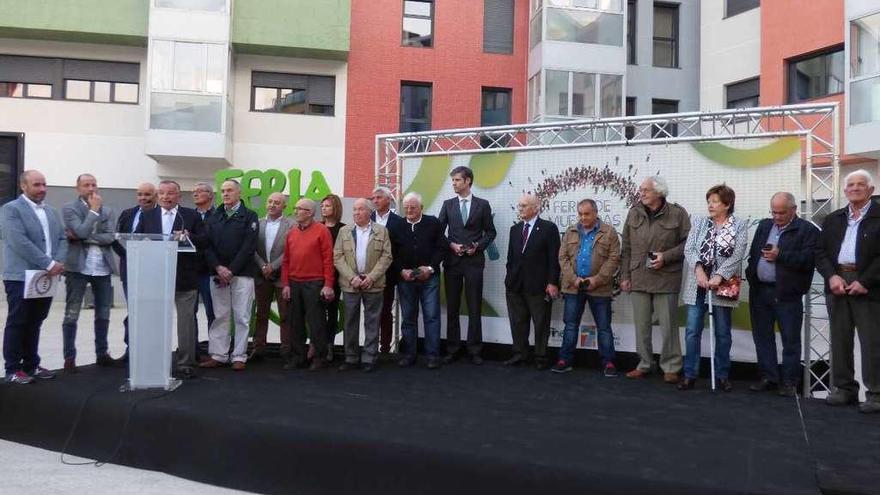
{"left": 136, "top": 182, "right": 157, "bottom": 210}
{"left": 516, "top": 193, "right": 540, "bottom": 222}
{"left": 770, "top": 192, "right": 797, "bottom": 227}
{"left": 266, "top": 192, "right": 287, "bottom": 219}
{"left": 352, "top": 198, "right": 375, "bottom": 227}
{"left": 19, "top": 170, "right": 47, "bottom": 203}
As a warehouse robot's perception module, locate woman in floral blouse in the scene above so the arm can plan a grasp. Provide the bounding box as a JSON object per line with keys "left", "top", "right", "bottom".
{"left": 678, "top": 184, "right": 748, "bottom": 392}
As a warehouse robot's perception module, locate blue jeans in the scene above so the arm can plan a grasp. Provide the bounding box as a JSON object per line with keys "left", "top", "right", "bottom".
{"left": 560, "top": 293, "right": 614, "bottom": 365}
{"left": 398, "top": 273, "right": 441, "bottom": 359}
{"left": 62, "top": 272, "right": 112, "bottom": 360}
{"left": 684, "top": 289, "right": 733, "bottom": 380}
{"left": 3, "top": 281, "right": 52, "bottom": 374}
{"left": 749, "top": 284, "right": 803, "bottom": 386}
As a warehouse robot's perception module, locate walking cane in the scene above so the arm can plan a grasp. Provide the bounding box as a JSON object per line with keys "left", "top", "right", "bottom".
{"left": 708, "top": 289, "right": 716, "bottom": 392}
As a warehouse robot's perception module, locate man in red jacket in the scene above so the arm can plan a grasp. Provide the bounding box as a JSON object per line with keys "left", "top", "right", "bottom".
{"left": 282, "top": 198, "right": 335, "bottom": 370}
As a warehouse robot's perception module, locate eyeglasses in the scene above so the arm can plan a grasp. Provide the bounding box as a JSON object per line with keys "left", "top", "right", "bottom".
{"left": 769, "top": 210, "right": 793, "bottom": 216}
{"left": 295, "top": 207, "right": 312, "bottom": 212}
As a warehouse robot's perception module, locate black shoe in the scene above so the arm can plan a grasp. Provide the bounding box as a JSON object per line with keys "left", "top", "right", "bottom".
{"left": 749, "top": 378, "right": 778, "bottom": 392}
{"left": 248, "top": 351, "right": 266, "bottom": 362}
{"left": 362, "top": 363, "right": 375, "bottom": 373}
{"left": 718, "top": 379, "right": 733, "bottom": 392}
{"left": 338, "top": 362, "right": 358, "bottom": 372}
{"left": 825, "top": 389, "right": 859, "bottom": 406}
{"left": 115, "top": 352, "right": 129, "bottom": 366}
{"left": 504, "top": 355, "right": 523, "bottom": 366}
{"left": 859, "top": 401, "right": 880, "bottom": 414}
{"left": 471, "top": 355, "right": 483, "bottom": 366}
{"left": 426, "top": 358, "right": 440, "bottom": 370}
{"left": 677, "top": 378, "right": 696, "bottom": 391}
{"left": 442, "top": 354, "right": 459, "bottom": 365}
{"left": 398, "top": 357, "right": 416, "bottom": 368}
{"left": 778, "top": 384, "right": 797, "bottom": 397}
{"left": 96, "top": 353, "right": 115, "bottom": 367}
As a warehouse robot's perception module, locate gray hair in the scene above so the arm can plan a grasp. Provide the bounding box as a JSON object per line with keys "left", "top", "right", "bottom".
{"left": 354, "top": 197, "right": 376, "bottom": 211}
{"left": 221, "top": 179, "right": 241, "bottom": 191}
{"left": 844, "top": 169, "right": 875, "bottom": 188}
{"left": 372, "top": 186, "right": 393, "bottom": 198}
{"left": 297, "top": 198, "right": 317, "bottom": 212}
{"left": 771, "top": 191, "right": 797, "bottom": 209}
{"left": 577, "top": 198, "right": 597, "bottom": 211}
{"left": 193, "top": 182, "right": 214, "bottom": 195}
{"left": 645, "top": 176, "right": 669, "bottom": 198}
{"left": 402, "top": 191, "right": 423, "bottom": 206}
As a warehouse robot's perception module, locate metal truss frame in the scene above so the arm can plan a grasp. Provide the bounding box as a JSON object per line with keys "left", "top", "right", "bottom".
{"left": 376, "top": 102, "right": 840, "bottom": 397}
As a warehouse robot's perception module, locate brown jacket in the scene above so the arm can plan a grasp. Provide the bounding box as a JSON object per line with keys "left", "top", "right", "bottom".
{"left": 334, "top": 222, "right": 393, "bottom": 293}
{"left": 620, "top": 201, "right": 690, "bottom": 294}
{"left": 559, "top": 222, "right": 621, "bottom": 297}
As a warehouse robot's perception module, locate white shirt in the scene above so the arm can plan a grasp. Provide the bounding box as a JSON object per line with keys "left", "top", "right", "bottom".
{"left": 264, "top": 216, "right": 282, "bottom": 262}
{"left": 521, "top": 216, "right": 537, "bottom": 252}
{"left": 354, "top": 222, "right": 372, "bottom": 274}
{"left": 375, "top": 210, "right": 391, "bottom": 227}
{"left": 21, "top": 194, "right": 54, "bottom": 270}
{"left": 838, "top": 202, "right": 871, "bottom": 265}
{"left": 161, "top": 206, "right": 178, "bottom": 236}
{"left": 79, "top": 199, "right": 109, "bottom": 277}
{"left": 406, "top": 215, "right": 422, "bottom": 231}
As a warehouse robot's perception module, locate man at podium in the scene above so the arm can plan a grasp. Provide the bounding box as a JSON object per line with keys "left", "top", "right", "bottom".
{"left": 136, "top": 180, "right": 207, "bottom": 375}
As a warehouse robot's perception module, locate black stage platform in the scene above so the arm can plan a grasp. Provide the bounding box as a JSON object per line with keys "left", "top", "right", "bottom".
{"left": 1, "top": 356, "right": 878, "bottom": 495}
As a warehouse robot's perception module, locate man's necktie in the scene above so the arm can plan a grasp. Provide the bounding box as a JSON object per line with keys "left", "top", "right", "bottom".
{"left": 521, "top": 222, "right": 530, "bottom": 253}
{"left": 460, "top": 199, "right": 469, "bottom": 224}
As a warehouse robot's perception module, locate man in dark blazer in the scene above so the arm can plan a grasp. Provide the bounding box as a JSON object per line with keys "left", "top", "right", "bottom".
{"left": 251, "top": 192, "right": 292, "bottom": 362}
{"left": 745, "top": 192, "right": 819, "bottom": 397}
{"left": 113, "top": 182, "right": 157, "bottom": 362}
{"left": 816, "top": 170, "right": 880, "bottom": 414}
{"left": 370, "top": 186, "right": 406, "bottom": 353}
{"left": 136, "top": 180, "right": 207, "bottom": 375}
{"left": 437, "top": 165, "right": 497, "bottom": 364}
{"left": 2, "top": 170, "right": 67, "bottom": 384}
{"left": 504, "top": 193, "right": 560, "bottom": 370}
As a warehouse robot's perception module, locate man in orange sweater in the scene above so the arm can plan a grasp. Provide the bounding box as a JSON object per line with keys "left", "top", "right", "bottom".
{"left": 281, "top": 198, "right": 335, "bottom": 370}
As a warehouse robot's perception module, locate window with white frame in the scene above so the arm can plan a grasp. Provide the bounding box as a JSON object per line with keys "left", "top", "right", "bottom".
{"left": 154, "top": 0, "right": 227, "bottom": 12}
{"left": 850, "top": 12, "right": 880, "bottom": 125}
{"left": 149, "top": 40, "right": 227, "bottom": 132}
{"left": 531, "top": 69, "right": 623, "bottom": 119}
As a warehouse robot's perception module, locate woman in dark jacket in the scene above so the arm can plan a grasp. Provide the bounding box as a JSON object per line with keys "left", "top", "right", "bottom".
{"left": 319, "top": 194, "right": 345, "bottom": 361}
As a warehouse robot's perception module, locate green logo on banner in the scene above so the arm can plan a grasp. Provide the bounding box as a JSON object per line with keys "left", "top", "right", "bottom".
{"left": 214, "top": 169, "right": 332, "bottom": 217}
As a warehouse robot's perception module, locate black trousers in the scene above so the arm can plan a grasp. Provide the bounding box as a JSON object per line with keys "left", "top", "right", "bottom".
{"left": 288, "top": 280, "right": 328, "bottom": 365}
{"left": 505, "top": 291, "right": 551, "bottom": 362}
{"left": 444, "top": 259, "right": 484, "bottom": 356}
{"left": 829, "top": 271, "right": 880, "bottom": 399}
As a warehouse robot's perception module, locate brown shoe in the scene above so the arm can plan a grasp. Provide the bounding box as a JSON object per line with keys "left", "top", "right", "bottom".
{"left": 198, "top": 358, "right": 224, "bottom": 368}
{"left": 663, "top": 372, "right": 680, "bottom": 384}
{"left": 625, "top": 368, "right": 649, "bottom": 379}
{"left": 64, "top": 358, "right": 78, "bottom": 374}
{"left": 231, "top": 361, "right": 246, "bottom": 371}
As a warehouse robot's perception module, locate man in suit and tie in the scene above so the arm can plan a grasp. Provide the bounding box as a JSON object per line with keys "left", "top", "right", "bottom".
{"left": 251, "top": 192, "right": 292, "bottom": 362}
{"left": 113, "top": 182, "right": 156, "bottom": 363}
{"left": 2, "top": 170, "right": 68, "bottom": 384}
{"left": 61, "top": 174, "right": 118, "bottom": 372}
{"left": 370, "top": 186, "right": 406, "bottom": 353}
{"left": 136, "top": 180, "right": 207, "bottom": 375}
{"left": 334, "top": 198, "right": 393, "bottom": 372}
{"left": 438, "top": 165, "right": 497, "bottom": 365}
{"left": 504, "top": 193, "right": 560, "bottom": 370}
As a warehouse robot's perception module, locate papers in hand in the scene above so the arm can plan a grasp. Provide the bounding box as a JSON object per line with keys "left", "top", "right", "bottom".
{"left": 24, "top": 270, "right": 59, "bottom": 299}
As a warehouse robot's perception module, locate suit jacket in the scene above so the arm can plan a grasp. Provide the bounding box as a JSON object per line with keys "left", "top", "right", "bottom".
{"left": 1, "top": 195, "right": 68, "bottom": 282}
{"left": 505, "top": 217, "right": 561, "bottom": 295}
{"left": 816, "top": 200, "right": 880, "bottom": 300}
{"left": 437, "top": 195, "right": 497, "bottom": 267}
{"left": 333, "top": 222, "right": 393, "bottom": 293}
{"left": 253, "top": 215, "right": 292, "bottom": 287}
{"left": 113, "top": 205, "right": 151, "bottom": 282}
{"left": 136, "top": 206, "right": 208, "bottom": 291}
{"left": 745, "top": 217, "right": 819, "bottom": 302}
{"left": 62, "top": 198, "right": 118, "bottom": 275}
{"left": 371, "top": 210, "right": 406, "bottom": 280}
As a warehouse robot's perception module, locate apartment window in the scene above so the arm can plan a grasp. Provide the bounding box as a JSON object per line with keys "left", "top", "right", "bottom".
{"left": 545, "top": 8, "right": 624, "bottom": 46}
{"left": 154, "top": 0, "right": 227, "bottom": 12}
{"left": 251, "top": 72, "right": 335, "bottom": 116}
{"left": 653, "top": 3, "right": 679, "bottom": 68}
{"left": 0, "top": 82, "right": 52, "bottom": 99}
{"left": 484, "top": 0, "right": 515, "bottom": 54}
{"left": 151, "top": 40, "right": 226, "bottom": 94}
{"left": 64, "top": 80, "right": 138, "bottom": 104}
{"left": 725, "top": 77, "right": 759, "bottom": 109}
{"left": 787, "top": 47, "right": 844, "bottom": 104}
{"left": 627, "top": 0, "right": 637, "bottom": 64}
{"left": 528, "top": 72, "right": 542, "bottom": 121}
{"left": 542, "top": 70, "right": 623, "bottom": 118}
{"left": 403, "top": 1, "right": 433, "bottom": 47}
{"left": 725, "top": 0, "right": 759, "bottom": 18}
{"left": 652, "top": 98, "right": 678, "bottom": 137}
{"left": 400, "top": 82, "right": 432, "bottom": 132}
{"left": 0, "top": 133, "right": 23, "bottom": 206}
{"left": 530, "top": 8, "right": 543, "bottom": 49}
{"left": 850, "top": 12, "right": 880, "bottom": 124}
{"left": 481, "top": 87, "right": 512, "bottom": 126}
{"left": 625, "top": 96, "right": 636, "bottom": 139}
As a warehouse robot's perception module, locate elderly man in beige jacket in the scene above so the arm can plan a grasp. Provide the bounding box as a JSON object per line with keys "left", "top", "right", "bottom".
{"left": 334, "top": 198, "right": 393, "bottom": 372}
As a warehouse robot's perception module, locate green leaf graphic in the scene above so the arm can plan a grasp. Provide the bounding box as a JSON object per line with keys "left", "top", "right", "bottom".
{"left": 690, "top": 137, "right": 800, "bottom": 168}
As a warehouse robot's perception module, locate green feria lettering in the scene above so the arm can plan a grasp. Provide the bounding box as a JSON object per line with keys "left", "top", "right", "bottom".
{"left": 213, "top": 169, "right": 332, "bottom": 217}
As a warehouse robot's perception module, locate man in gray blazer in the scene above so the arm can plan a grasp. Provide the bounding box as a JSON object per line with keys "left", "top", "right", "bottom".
{"left": 61, "top": 174, "right": 118, "bottom": 372}
{"left": 2, "top": 170, "right": 68, "bottom": 384}
{"left": 251, "top": 192, "right": 292, "bottom": 362}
